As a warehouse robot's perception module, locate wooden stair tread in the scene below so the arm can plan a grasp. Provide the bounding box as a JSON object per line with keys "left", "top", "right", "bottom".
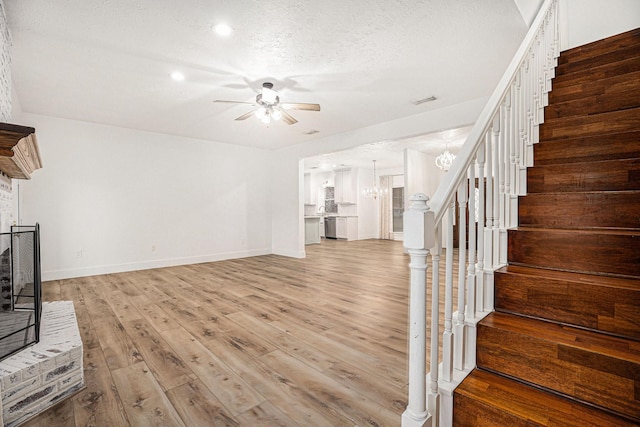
{"left": 527, "top": 158, "right": 640, "bottom": 193}
{"left": 539, "top": 107, "right": 640, "bottom": 141}
{"left": 533, "top": 131, "right": 640, "bottom": 165}
{"left": 545, "top": 82, "right": 640, "bottom": 119}
{"left": 518, "top": 190, "right": 640, "bottom": 230}
{"left": 454, "top": 369, "right": 639, "bottom": 427}
{"left": 478, "top": 313, "right": 640, "bottom": 422}
{"left": 508, "top": 228, "right": 640, "bottom": 278}
{"left": 496, "top": 265, "right": 640, "bottom": 291}
{"left": 558, "top": 28, "right": 640, "bottom": 66}
{"left": 514, "top": 226, "right": 640, "bottom": 236}
{"left": 549, "top": 70, "right": 640, "bottom": 104}
{"left": 495, "top": 265, "right": 640, "bottom": 340}
{"left": 481, "top": 312, "right": 640, "bottom": 358}
{"left": 552, "top": 55, "right": 640, "bottom": 88}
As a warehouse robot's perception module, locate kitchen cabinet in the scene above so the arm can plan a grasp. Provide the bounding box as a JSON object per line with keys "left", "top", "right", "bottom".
{"left": 304, "top": 173, "right": 311, "bottom": 204}
{"left": 319, "top": 217, "right": 325, "bottom": 238}
{"left": 304, "top": 217, "right": 321, "bottom": 244}
{"left": 334, "top": 168, "right": 357, "bottom": 204}
{"left": 336, "top": 216, "right": 358, "bottom": 240}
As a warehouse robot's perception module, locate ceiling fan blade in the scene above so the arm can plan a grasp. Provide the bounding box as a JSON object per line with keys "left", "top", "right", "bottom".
{"left": 279, "top": 109, "right": 298, "bottom": 125}
{"left": 214, "top": 100, "right": 256, "bottom": 105}
{"left": 235, "top": 110, "right": 257, "bottom": 121}
{"left": 280, "top": 102, "right": 321, "bottom": 111}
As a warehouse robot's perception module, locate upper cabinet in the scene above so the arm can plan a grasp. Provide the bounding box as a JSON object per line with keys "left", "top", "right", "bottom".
{"left": 334, "top": 168, "right": 357, "bottom": 204}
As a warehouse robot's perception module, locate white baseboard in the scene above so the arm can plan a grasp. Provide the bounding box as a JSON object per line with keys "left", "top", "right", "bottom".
{"left": 42, "top": 248, "right": 272, "bottom": 281}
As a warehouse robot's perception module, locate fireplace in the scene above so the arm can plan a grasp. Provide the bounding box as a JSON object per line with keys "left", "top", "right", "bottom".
{"left": 0, "top": 224, "right": 41, "bottom": 362}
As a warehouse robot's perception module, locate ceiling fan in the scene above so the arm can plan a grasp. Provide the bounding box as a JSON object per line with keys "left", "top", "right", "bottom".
{"left": 214, "top": 82, "right": 320, "bottom": 125}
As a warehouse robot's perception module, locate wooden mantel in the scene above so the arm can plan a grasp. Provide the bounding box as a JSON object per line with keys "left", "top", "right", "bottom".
{"left": 0, "top": 122, "right": 42, "bottom": 179}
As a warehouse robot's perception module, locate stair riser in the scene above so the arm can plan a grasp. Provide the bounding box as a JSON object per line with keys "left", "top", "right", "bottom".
{"left": 494, "top": 271, "right": 640, "bottom": 339}
{"left": 507, "top": 229, "right": 640, "bottom": 277}
{"left": 477, "top": 323, "right": 640, "bottom": 421}
{"left": 540, "top": 108, "right": 640, "bottom": 141}
{"left": 518, "top": 192, "right": 640, "bottom": 229}
{"left": 454, "top": 369, "right": 639, "bottom": 427}
{"left": 545, "top": 84, "right": 640, "bottom": 120}
{"left": 552, "top": 56, "right": 640, "bottom": 88}
{"left": 549, "top": 71, "right": 640, "bottom": 105}
{"left": 527, "top": 158, "right": 640, "bottom": 193}
{"left": 556, "top": 46, "right": 640, "bottom": 77}
{"left": 558, "top": 28, "right": 640, "bottom": 67}
{"left": 533, "top": 131, "right": 640, "bottom": 165}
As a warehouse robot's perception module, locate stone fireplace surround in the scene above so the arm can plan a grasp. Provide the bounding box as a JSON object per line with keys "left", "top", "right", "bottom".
{"left": 0, "top": 301, "right": 84, "bottom": 427}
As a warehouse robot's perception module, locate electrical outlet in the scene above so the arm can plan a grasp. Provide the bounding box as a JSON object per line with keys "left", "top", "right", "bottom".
{"left": 151, "top": 245, "right": 156, "bottom": 252}
{"left": 75, "top": 249, "right": 82, "bottom": 258}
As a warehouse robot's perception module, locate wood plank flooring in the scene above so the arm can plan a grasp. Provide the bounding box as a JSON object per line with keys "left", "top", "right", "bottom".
{"left": 20, "top": 239, "right": 458, "bottom": 427}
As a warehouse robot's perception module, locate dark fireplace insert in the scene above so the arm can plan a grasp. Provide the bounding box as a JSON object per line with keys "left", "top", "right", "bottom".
{"left": 0, "top": 224, "right": 41, "bottom": 362}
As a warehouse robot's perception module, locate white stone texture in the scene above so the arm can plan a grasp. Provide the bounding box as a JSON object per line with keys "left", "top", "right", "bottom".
{"left": 0, "top": 301, "right": 84, "bottom": 427}
{"left": 0, "top": 1, "right": 11, "bottom": 122}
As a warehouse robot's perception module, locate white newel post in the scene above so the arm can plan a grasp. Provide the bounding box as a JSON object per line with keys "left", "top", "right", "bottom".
{"left": 402, "top": 193, "right": 435, "bottom": 427}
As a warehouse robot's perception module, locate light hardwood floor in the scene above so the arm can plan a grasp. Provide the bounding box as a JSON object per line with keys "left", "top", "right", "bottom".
{"left": 22, "top": 239, "right": 457, "bottom": 427}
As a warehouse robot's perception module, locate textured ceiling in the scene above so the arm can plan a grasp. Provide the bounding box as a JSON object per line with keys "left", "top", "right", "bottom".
{"left": 5, "top": 1, "right": 527, "bottom": 150}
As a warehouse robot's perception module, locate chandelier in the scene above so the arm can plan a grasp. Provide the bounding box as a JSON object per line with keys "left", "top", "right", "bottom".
{"left": 435, "top": 148, "right": 456, "bottom": 171}
{"left": 363, "top": 160, "right": 384, "bottom": 199}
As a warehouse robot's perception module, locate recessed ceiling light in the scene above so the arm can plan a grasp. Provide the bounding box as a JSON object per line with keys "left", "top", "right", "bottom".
{"left": 213, "top": 23, "right": 234, "bottom": 37}
{"left": 170, "top": 71, "right": 185, "bottom": 81}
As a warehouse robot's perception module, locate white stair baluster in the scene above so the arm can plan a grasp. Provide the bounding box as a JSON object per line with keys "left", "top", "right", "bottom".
{"left": 402, "top": 194, "right": 435, "bottom": 427}
{"left": 442, "top": 202, "right": 455, "bottom": 383}
{"left": 476, "top": 140, "right": 486, "bottom": 313}
{"left": 428, "top": 227, "right": 441, "bottom": 426}
{"left": 454, "top": 182, "right": 467, "bottom": 372}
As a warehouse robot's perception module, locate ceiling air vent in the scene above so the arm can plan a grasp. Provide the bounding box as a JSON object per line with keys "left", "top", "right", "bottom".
{"left": 412, "top": 96, "right": 437, "bottom": 105}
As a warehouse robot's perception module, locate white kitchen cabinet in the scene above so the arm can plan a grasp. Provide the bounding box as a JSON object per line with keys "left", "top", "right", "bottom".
{"left": 305, "top": 217, "right": 321, "bottom": 244}
{"left": 336, "top": 217, "right": 347, "bottom": 239}
{"left": 336, "top": 216, "right": 358, "bottom": 240}
{"left": 320, "top": 217, "right": 325, "bottom": 238}
{"left": 334, "top": 168, "right": 357, "bottom": 204}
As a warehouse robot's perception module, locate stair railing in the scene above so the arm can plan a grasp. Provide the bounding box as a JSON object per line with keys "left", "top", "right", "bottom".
{"left": 402, "top": 1, "right": 560, "bottom": 426}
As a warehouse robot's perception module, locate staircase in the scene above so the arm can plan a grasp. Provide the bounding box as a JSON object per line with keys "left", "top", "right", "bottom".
{"left": 453, "top": 28, "right": 640, "bottom": 426}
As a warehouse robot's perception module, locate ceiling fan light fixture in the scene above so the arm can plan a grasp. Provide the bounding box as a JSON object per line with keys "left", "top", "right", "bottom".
{"left": 262, "top": 87, "right": 278, "bottom": 104}
{"left": 271, "top": 108, "right": 282, "bottom": 121}
{"left": 255, "top": 107, "right": 267, "bottom": 120}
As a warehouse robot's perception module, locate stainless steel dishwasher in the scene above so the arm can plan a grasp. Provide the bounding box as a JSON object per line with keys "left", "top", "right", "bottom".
{"left": 324, "top": 217, "right": 337, "bottom": 239}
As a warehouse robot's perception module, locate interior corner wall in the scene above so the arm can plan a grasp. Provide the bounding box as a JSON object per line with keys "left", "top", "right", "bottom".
{"left": 560, "top": 0, "right": 640, "bottom": 50}
{"left": 18, "top": 114, "right": 272, "bottom": 281}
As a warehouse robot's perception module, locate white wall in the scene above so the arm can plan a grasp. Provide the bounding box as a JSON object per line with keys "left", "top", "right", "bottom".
{"left": 18, "top": 114, "right": 272, "bottom": 280}
{"left": 356, "top": 167, "right": 378, "bottom": 240}
{"left": 271, "top": 96, "right": 489, "bottom": 258}
{"left": 513, "top": 0, "right": 545, "bottom": 27}
{"left": 560, "top": 0, "right": 640, "bottom": 50}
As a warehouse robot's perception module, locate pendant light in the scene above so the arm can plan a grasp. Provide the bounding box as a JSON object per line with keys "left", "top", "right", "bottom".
{"left": 363, "top": 160, "right": 381, "bottom": 199}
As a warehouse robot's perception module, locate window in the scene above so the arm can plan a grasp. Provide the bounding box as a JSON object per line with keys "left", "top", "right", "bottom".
{"left": 392, "top": 187, "right": 404, "bottom": 232}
